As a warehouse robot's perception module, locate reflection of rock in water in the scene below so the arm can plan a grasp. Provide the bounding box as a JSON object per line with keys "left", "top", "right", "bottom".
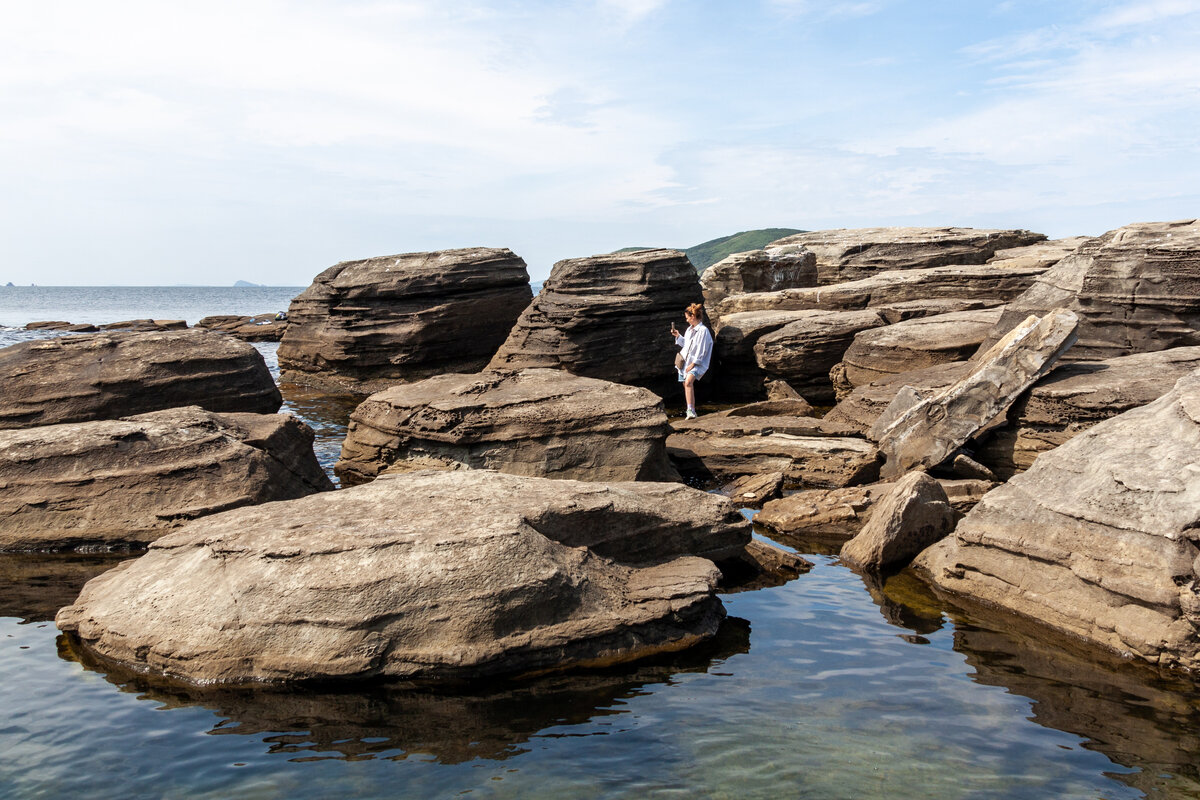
{"left": 59, "top": 617, "right": 751, "bottom": 765}
{"left": 0, "top": 554, "right": 124, "bottom": 622}
{"left": 856, "top": 569, "right": 947, "bottom": 636}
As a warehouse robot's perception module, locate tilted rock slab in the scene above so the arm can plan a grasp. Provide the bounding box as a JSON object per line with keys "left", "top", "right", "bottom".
{"left": 0, "top": 407, "right": 333, "bottom": 552}
{"left": 975, "top": 347, "right": 1200, "bottom": 479}
{"left": 57, "top": 470, "right": 750, "bottom": 685}
{"left": 979, "top": 220, "right": 1200, "bottom": 360}
{"left": 835, "top": 307, "right": 1005, "bottom": 394}
{"left": 839, "top": 472, "right": 955, "bottom": 571}
{"left": 488, "top": 249, "right": 701, "bottom": 398}
{"left": 334, "top": 369, "right": 678, "bottom": 486}
{"left": 766, "top": 227, "right": 1047, "bottom": 285}
{"left": 700, "top": 246, "right": 816, "bottom": 311}
{"left": 914, "top": 370, "right": 1200, "bottom": 671}
{"left": 877, "top": 309, "right": 1079, "bottom": 480}
{"left": 279, "top": 248, "right": 532, "bottom": 392}
{"left": 0, "top": 329, "right": 281, "bottom": 430}
{"left": 823, "top": 361, "right": 972, "bottom": 436}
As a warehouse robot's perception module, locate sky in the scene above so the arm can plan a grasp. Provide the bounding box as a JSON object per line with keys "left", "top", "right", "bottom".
{"left": 2, "top": 0, "right": 1198, "bottom": 285}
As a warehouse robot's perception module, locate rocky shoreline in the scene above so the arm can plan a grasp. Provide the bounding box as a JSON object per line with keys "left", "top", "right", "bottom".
{"left": 6, "top": 220, "right": 1200, "bottom": 686}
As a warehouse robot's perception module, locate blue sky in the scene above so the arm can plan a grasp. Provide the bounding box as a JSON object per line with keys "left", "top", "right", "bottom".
{"left": 2, "top": 0, "right": 1198, "bottom": 285}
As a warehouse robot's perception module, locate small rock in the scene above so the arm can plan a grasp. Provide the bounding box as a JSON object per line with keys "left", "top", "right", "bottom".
{"left": 840, "top": 472, "right": 956, "bottom": 571}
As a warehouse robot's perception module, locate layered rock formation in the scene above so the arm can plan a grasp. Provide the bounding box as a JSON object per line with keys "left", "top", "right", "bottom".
{"left": 0, "top": 329, "right": 281, "bottom": 429}
{"left": 915, "top": 369, "right": 1200, "bottom": 671}
{"left": 822, "top": 362, "right": 971, "bottom": 436}
{"left": 57, "top": 470, "right": 750, "bottom": 685}
{"left": 196, "top": 314, "right": 287, "bottom": 342}
{"left": 278, "top": 248, "right": 532, "bottom": 392}
{"left": 979, "top": 220, "right": 1200, "bottom": 360}
{"left": 488, "top": 249, "right": 702, "bottom": 398}
{"left": 700, "top": 246, "right": 817, "bottom": 310}
{"left": 752, "top": 309, "right": 888, "bottom": 404}
{"left": 334, "top": 368, "right": 678, "bottom": 485}
{"left": 767, "top": 227, "right": 1047, "bottom": 284}
{"left": 984, "top": 237, "right": 1089, "bottom": 270}
{"left": 0, "top": 407, "right": 333, "bottom": 551}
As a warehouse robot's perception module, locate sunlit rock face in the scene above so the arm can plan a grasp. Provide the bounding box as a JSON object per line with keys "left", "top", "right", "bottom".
{"left": 279, "top": 248, "right": 532, "bottom": 393}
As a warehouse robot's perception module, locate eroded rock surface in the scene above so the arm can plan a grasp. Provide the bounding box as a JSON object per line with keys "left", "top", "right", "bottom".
{"left": 196, "top": 314, "right": 287, "bottom": 342}
{"left": 335, "top": 369, "right": 677, "bottom": 485}
{"left": 700, "top": 246, "right": 817, "bottom": 311}
{"left": 57, "top": 470, "right": 750, "bottom": 685}
{"left": 488, "top": 249, "right": 701, "bottom": 398}
{"left": 279, "top": 248, "right": 532, "bottom": 392}
{"left": 915, "top": 369, "right": 1200, "bottom": 671}
{"left": 839, "top": 472, "right": 955, "bottom": 571}
{"left": 0, "top": 407, "right": 333, "bottom": 551}
{"left": 668, "top": 428, "right": 879, "bottom": 488}
{"left": 822, "top": 362, "right": 973, "bottom": 436}
{"left": 752, "top": 309, "right": 888, "bottom": 405}
{"left": 0, "top": 329, "right": 281, "bottom": 429}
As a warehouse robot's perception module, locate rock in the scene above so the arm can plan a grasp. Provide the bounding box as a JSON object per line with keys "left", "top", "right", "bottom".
{"left": 279, "top": 248, "right": 532, "bottom": 392}
{"left": 0, "top": 407, "right": 333, "bottom": 552}
{"left": 839, "top": 472, "right": 955, "bottom": 571}
{"left": 752, "top": 309, "right": 889, "bottom": 405}
{"left": 939, "top": 479, "right": 997, "bottom": 514}
{"left": 765, "top": 379, "right": 803, "bottom": 400}
{"left": 766, "top": 227, "right": 1047, "bottom": 285}
{"left": 699, "top": 246, "right": 817, "bottom": 311}
{"left": 57, "top": 470, "right": 750, "bottom": 685}
{"left": 668, "top": 429, "right": 879, "bottom": 488}
{"left": 488, "top": 249, "right": 701, "bottom": 398}
{"left": 196, "top": 314, "right": 287, "bottom": 342}
{"left": 0, "top": 329, "right": 282, "bottom": 429}
{"left": 941, "top": 452, "right": 997, "bottom": 482}
{"left": 334, "top": 369, "right": 678, "bottom": 486}
{"left": 24, "top": 321, "right": 100, "bottom": 332}
{"left": 985, "top": 236, "right": 1090, "bottom": 270}
{"left": 720, "top": 539, "right": 813, "bottom": 592}
{"left": 723, "top": 471, "right": 785, "bottom": 507}
{"left": 714, "top": 264, "right": 1044, "bottom": 317}
{"left": 822, "top": 361, "right": 972, "bottom": 436}
{"left": 974, "top": 346, "right": 1200, "bottom": 479}
{"left": 877, "top": 309, "right": 1079, "bottom": 480}
{"left": 725, "top": 398, "right": 815, "bottom": 418}
{"left": 979, "top": 220, "right": 1200, "bottom": 360}
{"left": 669, "top": 412, "right": 858, "bottom": 439}
{"left": 99, "top": 319, "right": 188, "bottom": 331}
{"left": 913, "top": 369, "right": 1200, "bottom": 672}
{"left": 836, "top": 308, "right": 1006, "bottom": 393}
{"left": 712, "top": 310, "right": 816, "bottom": 400}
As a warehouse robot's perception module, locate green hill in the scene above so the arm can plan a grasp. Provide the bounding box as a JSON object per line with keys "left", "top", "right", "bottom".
{"left": 611, "top": 228, "right": 805, "bottom": 273}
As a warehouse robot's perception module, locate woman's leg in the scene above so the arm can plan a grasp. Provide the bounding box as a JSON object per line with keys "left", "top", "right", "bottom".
{"left": 684, "top": 373, "right": 696, "bottom": 409}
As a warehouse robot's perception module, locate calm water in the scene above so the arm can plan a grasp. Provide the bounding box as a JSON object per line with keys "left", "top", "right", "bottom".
{"left": 3, "top": 294, "right": 1200, "bottom": 799}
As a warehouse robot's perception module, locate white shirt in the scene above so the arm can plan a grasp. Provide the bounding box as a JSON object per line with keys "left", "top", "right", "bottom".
{"left": 675, "top": 322, "right": 713, "bottom": 377}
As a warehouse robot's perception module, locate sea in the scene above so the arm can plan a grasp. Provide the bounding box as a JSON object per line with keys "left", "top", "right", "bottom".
{"left": 2, "top": 286, "right": 1200, "bottom": 799}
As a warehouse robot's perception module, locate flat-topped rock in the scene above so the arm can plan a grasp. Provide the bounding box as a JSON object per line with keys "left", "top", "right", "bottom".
{"left": 24, "top": 321, "right": 98, "bottom": 332}
{"left": 0, "top": 407, "right": 333, "bottom": 552}
{"left": 670, "top": 412, "right": 857, "bottom": 439}
{"left": 335, "top": 369, "right": 678, "bottom": 485}
{"left": 835, "top": 307, "right": 1005, "bottom": 394}
{"left": 668, "top": 429, "right": 879, "bottom": 488}
{"left": 196, "top": 314, "right": 287, "bottom": 342}
{"left": 985, "top": 237, "right": 1089, "bottom": 270}
{"left": 57, "top": 470, "right": 751, "bottom": 686}
{"left": 975, "top": 347, "right": 1200, "bottom": 478}
{"left": 279, "top": 248, "right": 532, "bottom": 393}
{"left": 0, "top": 329, "right": 281, "bottom": 429}
{"left": 700, "top": 246, "right": 817, "bottom": 311}
{"left": 488, "top": 249, "right": 701, "bottom": 398}
{"left": 767, "top": 227, "right": 1047, "bottom": 284}
{"left": 979, "top": 220, "right": 1200, "bottom": 360}
{"left": 915, "top": 369, "right": 1200, "bottom": 672}
{"left": 99, "top": 319, "right": 188, "bottom": 332}
{"left": 753, "top": 309, "right": 889, "bottom": 405}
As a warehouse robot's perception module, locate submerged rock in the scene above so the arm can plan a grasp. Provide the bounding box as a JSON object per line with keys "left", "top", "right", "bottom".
{"left": 56, "top": 470, "right": 750, "bottom": 686}
{"left": 196, "top": 314, "right": 287, "bottom": 342}
{"left": 279, "top": 248, "right": 532, "bottom": 392}
{"left": 0, "top": 329, "right": 281, "bottom": 429}
{"left": 335, "top": 369, "right": 678, "bottom": 485}
{"left": 0, "top": 407, "right": 333, "bottom": 552}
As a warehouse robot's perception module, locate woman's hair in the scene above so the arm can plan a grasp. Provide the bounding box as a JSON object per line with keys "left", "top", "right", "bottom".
{"left": 686, "top": 302, "right": 705, "bottom": 323}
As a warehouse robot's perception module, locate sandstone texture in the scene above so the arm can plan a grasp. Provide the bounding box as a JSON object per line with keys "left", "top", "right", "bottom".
{"left": 0, "top": 329, "right": 281, "bottom": 429}
{"left": 752, "top": 309, "right": 888, "bottom": 404}
{"left": 839, "top": 472, "right": 955, "bottom": 571}
{"left": 668, "top": 428, "right": 879, "bottom": 488}
{"left": 914, "top": 369, "right": 1200, "bottom": 671}
{"left": 980, "top": 220, "right": 1200, "bottom": 360}
{"left": 700, "top": 246, "right": 817, "bottom": 310}
{"left": 57, "top": 470, "right": 750, "bottom": 685}
{"left": 0, "top": 407, "right": 333, "bottom": 551}
{"left": 823, "top": 361, "right": 972, "bottom": 436}
{"left": 976, "top": 347, "right": 1200, "bottom": 478}
{"left": 488, "top": 249, "right": 702, "bottom": 398}
{"left": 279, "top": 248, "right": 532, "bottom": 392}
{"left": 877, "top": 309, "right": 1079, "bottom": 479}
{"left": 24, "top": 321, "right": 99, "bottom": 332}
{"left": 985, "top": 237, "right": 1089, "bottom": 270}
{"left": 767, "top": 227, "right": 1047, "bottom": 284}
{"left": 335, "top": 369, "right": 677, "bottom": 486}
{"left": 196, "top": 314, "right": 287, "bottom": 342}
{"left": 99, "top": 319, "right": 188, "bottom": 332}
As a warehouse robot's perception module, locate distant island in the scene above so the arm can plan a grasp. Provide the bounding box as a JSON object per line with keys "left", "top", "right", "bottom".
{"left": 234, "top": 280, "right": 264, "bottom": 288}
{"left": 614, "top": 227, "right": 806, "bottom": 273}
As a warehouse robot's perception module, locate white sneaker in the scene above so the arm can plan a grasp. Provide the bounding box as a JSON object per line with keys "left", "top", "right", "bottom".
{"left": 685, "top": 408, "right": 698, "bottom": 419}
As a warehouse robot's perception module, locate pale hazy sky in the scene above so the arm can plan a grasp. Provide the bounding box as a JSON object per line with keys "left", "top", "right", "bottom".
{"left": 2, "top": 0, "right": 1198, "bottom": 285}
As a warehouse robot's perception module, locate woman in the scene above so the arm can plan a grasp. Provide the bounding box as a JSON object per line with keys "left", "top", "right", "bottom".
{"left": 670, "top": 302, "right": 713, "bottom": 419}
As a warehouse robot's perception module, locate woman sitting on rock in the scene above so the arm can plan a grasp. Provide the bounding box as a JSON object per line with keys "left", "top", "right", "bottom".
{"left": 670, "top": 302, "right": 713, "bottom": 419}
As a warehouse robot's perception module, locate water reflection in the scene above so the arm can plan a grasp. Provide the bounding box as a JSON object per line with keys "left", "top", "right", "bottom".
{"left": 0, "top": 553, "right": 125, "bottom": 623}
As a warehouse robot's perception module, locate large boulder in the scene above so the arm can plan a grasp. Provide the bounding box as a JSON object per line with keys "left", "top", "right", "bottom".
{"left": 752, "top": 309, "right": 889, "bottom": 405}
{"left": 56, "top": 470, "right": 751, "bottom": 685}
{"left": 699, "top": 246, "right": 817, "bottom": 311}
{"left": 839, "top": 472, "right": 955, "bottom": 571}
{"left": 979, "top": 220, "right": 1200, "bottom": 360}
{"left": 877, "top": 309, "right": 1079, "bottom": 480}
{"left": 334, "top": 368, "right": 678, "bottom": 486}
{"left": 0, "top": 407, "right": 333, "bottom": 552}
{"left": 767, "top": 227, "right": 1047, "bottom": 284}
{"left": 488, "top": 249, "right": 702, "bottom": 398}
{"left": 278, "top": 248, "right": 532, "bottom": 392}
{"left": 974, "top": 347, "right": 1200, "bottom": 478}
{"left": 0, "top": 329, "right": 281, "bottom": 430}
{"left": 914, "top": 369, "right": 1200, "bottom": 672}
